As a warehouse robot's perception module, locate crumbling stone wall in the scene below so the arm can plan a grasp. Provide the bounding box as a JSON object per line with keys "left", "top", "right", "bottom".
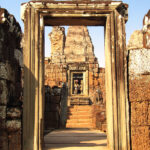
{"left": 44, "top": 86, "right": 62, "bottom": 129}
{"left": 48, "top": 26, "right": 66, "bottom": 63}
{"left": 92, "top": 104, "right": 106, "bottom": 132}
{"left": 128, "top": 10, "right": 150, "bottom": 150}
{"left": 44, "top": 84, "right": 68, "bottom": 129}
{"left": 0, "top": 8, "right": 22, "bottom": 150}
{"left": 89, "top": 67, "right": 105, "bottom": 104}
{"left": 45, "top": 60, "right": 67, "bottom": 87}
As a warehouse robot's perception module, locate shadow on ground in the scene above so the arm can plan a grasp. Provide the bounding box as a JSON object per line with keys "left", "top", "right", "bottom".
{"left": 44, "top": 128, "right": 107, "bottom": 150}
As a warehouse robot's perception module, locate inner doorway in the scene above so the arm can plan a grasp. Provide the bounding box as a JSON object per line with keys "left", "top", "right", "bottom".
{"left": 44, "top": 25, "right": 107, "bottom": 149}
{"left": 44, "top": 25, "right": 106, "bottom": 128}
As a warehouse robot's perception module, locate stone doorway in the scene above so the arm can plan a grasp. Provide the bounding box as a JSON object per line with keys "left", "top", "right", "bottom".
{"left": 21, "top": 1, "right": 130, "bottom": 150}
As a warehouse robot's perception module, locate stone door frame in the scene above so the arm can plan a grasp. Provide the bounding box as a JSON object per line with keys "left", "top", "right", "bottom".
{"left": 21, "top": 1, "right": 130, "bottom": 150}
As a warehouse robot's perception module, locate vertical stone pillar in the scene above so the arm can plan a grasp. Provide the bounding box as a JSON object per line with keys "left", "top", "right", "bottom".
{"left": 22, "top": 4, "right": 44, "bottom": 150}
{"left": 114, "top": 10, "right": 130, "bottom": 150}
{"left": 49, "top": 26, "right": 65, "bottom": 55}
{"left": 105, "top": 13, "right": 116, "bottom": 150}
{"left": 105, "top": 8, "right": 130, "bottom": 150}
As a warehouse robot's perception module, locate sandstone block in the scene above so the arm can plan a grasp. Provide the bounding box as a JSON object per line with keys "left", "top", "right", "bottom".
{"left": 14, "top": 49, "right": 23, "bottom": 67}
{"left": 148, "top": 102, "right": 150, "bottom": 125}
{"left": 0, "top": 131, "right": 8, "bottom": 150}
{"left": 0, "top": 106, "right": 6, "bottom": 119}
{"left": 0, "top": 119, "right": 6, "bottom": 129}
{"left": 127, "top": 30, "right": 143, "bottom": 50}
{"left": 0, "top": 80, "right": 8, "bottom": 105}
{"left": 128, "top": 49, "right": 150, "bottom": 77}
{"left": 7, "top": 108, "right": 21, "bottom": 119}
{"left": 0, "top": 63, "right": 15, "bottom": 81}
{"left": 131, "top": 101, "right": 149, "bottom": 126}
{"left": 6, "top": 120, "right": 21, "bottom": 132}
{"left": 129, "top": 75, "right": 150, "bottom": 102}
{"left": 131, "top": 126, "right": 150, "bottom": 150}
{"left": 101, "top": 123, "right": 107, "bottom": 132}
{"left": 94, "top": 79, "right": 99, "bottom": 86}
{"left": 8, "top": 131, "right": 21, "bottom": 150}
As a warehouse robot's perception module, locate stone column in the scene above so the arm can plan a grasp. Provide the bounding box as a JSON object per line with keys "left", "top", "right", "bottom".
{"left": 105, "top": 8, "right": 130, "bottom": 150}
{"left": 22, "top": 4, "right": 44, "bottom": 150}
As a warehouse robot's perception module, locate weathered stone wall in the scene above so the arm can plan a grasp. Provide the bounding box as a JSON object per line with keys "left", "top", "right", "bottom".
{"left": 92, "top": 104, "right": 106, "bottom": 132}
{"left": 44, "top": 86, "right": 62, "bottom": 129}
{"left": 45, "top": 58, "right": 68, "bottom": 129}
{"left": 64, "top": 26, "right": 94, "bottom": 62}
{"left": 44, "top": 83, "right": 68, "bottom": 129}
{"left": 45, "top": 59, "right": 67, "bottom": 87}
{"left": 0, "top": 8, "right": 22, "bottom": 150}
{"left": 89, "top": 66, "right": 105, "bottom": 104}
{"left": 48, "top": 26, "right": 66, "bottom": 63}
{"left": 128, "top": 10, "right": 150, "bottom": 150}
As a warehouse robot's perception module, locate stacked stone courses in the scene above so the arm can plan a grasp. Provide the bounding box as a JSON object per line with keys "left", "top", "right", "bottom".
{"left": 128, "top": 10, "right": 150, "bottom": 150}
{"left": 0, "top": 8, "right": 23, "bottom": 150}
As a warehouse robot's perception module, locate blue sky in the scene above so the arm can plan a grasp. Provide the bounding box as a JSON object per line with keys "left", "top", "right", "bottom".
{"left": 0, "top": 0, "right": 150, "bottom": 67}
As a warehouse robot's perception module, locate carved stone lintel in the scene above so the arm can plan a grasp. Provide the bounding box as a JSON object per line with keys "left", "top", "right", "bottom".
{"left": 68, "top": 64, "right": 89, "bottom": 71}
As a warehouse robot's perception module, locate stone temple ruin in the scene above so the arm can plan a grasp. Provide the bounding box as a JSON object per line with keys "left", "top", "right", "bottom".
{"left": 0, "top": 1, "right": 150, "bottom": 150}
{"left": 44, "top": 26, "right": 106, "bottom": 130}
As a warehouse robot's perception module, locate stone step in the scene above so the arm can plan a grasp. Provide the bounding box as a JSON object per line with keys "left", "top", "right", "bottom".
{"left": 66, "top": 106, "right": 94, "bottom": 128}
{"left": 67, "top": 115, "right": 92, "bottom": 119}
{"left": 68, "top": 106, "right": 92, "bottom": 111}
{"left": 66, "top": 118, "right": 93, "bottom": 124}
{"left": 68, "top": 109, "right": 92, "bottom": 113}
{"left": 67, "top": 111, "right": 92, "bottom": 116}
{"left": 66, "top": 123, "right": 94, "bottom": 128}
